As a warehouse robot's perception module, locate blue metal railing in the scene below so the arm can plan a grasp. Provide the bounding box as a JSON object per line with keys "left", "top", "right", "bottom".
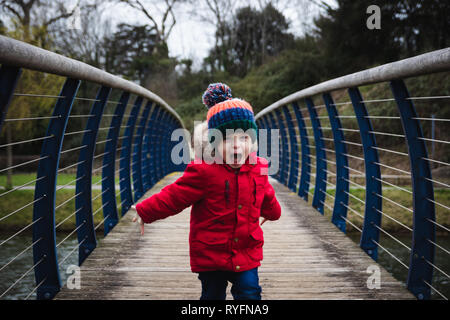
{"left": 0, "top": 36, "right": 188, "bottom": 300}
{"left": 255, "top": 48, "right": 450, "bottom": 300}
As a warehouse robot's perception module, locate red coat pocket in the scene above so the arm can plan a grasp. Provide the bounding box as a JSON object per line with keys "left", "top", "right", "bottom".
{"left": 247, "top": 227, "right": 264, "bottom": 261}
{"left": 190, "top": 237, "right": 230, "bottom": 270}
{"left": 253, "top": 176, "right": 265, "bottom": 208}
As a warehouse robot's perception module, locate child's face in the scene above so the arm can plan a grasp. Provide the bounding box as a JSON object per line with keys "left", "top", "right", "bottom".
{"left": 218, "top": 132, "right": 252, "bottom": 168}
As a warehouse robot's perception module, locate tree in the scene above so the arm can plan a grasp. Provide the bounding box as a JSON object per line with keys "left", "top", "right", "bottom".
{"left": 313, "top": 0, "right": 401, "bottom": 77}
{"left": 313, "top": 0, "right": 450, "bottom": 78}
{"left": 233, "top": 36, "right": 326, "bottom": 113}
{"left": 0, "top": 0, "right": 86, "bottom": 42}
{"left": 49, "top": 1, "right": 111, "bottom": 69}
{"left": 206, "top": 3, "right": 294, "bottom": 77}
{"left": 394, "top": 0, "right": 449, "bottom": 56}
{"left": 196, "top": 0, "right": 238, "bottom": 74}
{"left": 104, "top": 23, "right": 169, "bottom": 85}
{"left": 0, "top": 0, "right": 83, "bottom": 187}
{"left": 118, "top": 0, "right": 186, "bottom": 51}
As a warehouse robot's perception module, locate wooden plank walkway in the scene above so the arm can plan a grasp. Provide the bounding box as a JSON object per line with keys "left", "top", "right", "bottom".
{"left": 56, "top": 172, "right": 414, "bottom": 300}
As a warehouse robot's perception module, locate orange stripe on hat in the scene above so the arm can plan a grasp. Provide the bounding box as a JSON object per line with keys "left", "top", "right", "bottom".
{"left": 206, "top": 99, "right": 253, "bottom": 121}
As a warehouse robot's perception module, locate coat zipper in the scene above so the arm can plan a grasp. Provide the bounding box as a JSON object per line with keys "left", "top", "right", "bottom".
{"left": 225, "top": 179, "right": 230, "bottom": 205}
{"left": 235, "top": 169, "right": 239, "bottom": 204}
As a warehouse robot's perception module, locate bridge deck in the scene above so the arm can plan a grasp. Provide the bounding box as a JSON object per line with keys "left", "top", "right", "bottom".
{"left": 56, "top": 172, "right": 414, "bottom": 300}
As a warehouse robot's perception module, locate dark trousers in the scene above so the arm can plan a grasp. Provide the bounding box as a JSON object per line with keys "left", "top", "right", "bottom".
{"left": 198, "top": 267, "right": 262, "bottom": 300}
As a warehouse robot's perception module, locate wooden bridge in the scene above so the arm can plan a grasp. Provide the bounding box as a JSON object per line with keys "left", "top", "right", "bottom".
{"left": 56, "top": 173, "right": 413, "bottom": 300}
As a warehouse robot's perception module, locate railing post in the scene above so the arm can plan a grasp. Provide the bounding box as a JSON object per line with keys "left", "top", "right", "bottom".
{"left": 155, "top": 111, "right": 168, "bottom": 182}
{"left": 119, "top": 96, "right": 143, "bottom": 215}
{"left": 32, "top": 78, "right": 80, "bottom": 300}
{"left": 255, "top": 119, "right": 261, "bottom": 150}
{"left": 164, "top": 117, "right": 173, "bottom": 174}
{"left": 282, "top": 105, "right": 299, "bottom": 192}
{"left": 390, "top": 79, "right": 435, "bottom": 300}
{"left": 76, "top": 86, "right": 111, "bottom": 256}
{"left": 163, "top": 113, "right": 173, "bottom": 177}
{"left": 323, "top": 93, "right": 349, "bottom": 232}
{"left": 160, "top": 114, "right": 172, "bottom": 178}
{"left": 292, "top": 101, "right": 311, "bottom": 201}
{"left": 102, "top": 92, "right": 130, "bottom": 226}
{"left": 256, "top": 119, "right": 264, "bottom": 157}
{"left": 132, "top": 101, "right": 152, "bottom": 202}
{"left": 145, "top": 104, "right": 161, "bottom": 189}
{"left": 142, "top": 104, "right": 158, "bottom": 191}
{"left": 305, "top": 98, "right": 327, "bottom": 214}
{"left": 0, "top": 65, "right": 21, "bottom": 132}
{"left": 348, "top": 87, "right": 382, "bottom": 260}
{"left": 267, "top": 113, "right": 279, "bottom": 179}
{"left": 275, "top": 108, "right": 289, "bottom": 186}
{"left": 261, "top": 115, "right": 272, "bottom": 165}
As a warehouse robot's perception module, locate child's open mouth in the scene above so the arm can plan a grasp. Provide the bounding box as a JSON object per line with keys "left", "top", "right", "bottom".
{"left": 232, "top": 153, "right": 243, "bottom": 163}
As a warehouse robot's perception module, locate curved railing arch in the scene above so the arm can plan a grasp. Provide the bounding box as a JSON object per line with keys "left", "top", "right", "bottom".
{"left": 0, "top": 36, "right": 189, "bottom": 300}
{"left": 255, "top": 48, "right": 450, "bottom": 300}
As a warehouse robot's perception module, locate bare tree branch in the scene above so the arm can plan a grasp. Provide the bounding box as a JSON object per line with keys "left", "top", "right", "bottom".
{"left": 119, "top": 0, "right": 183, "bottom": 43}
{"left": 162, "top": 0, "right": 177, "bottom": 42}
{"left": 0, "top": 1, "right": 23, "bottom": 21}
{"left": 119, "top": 0, "right": 160, "bottom": 36}
{"left": 43, "top": 0, "right": 81, "bottom": 27}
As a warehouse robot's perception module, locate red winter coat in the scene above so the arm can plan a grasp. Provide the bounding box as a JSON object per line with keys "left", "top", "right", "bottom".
{"left": 135, "top": 152, "right": 281, "bottom": 273}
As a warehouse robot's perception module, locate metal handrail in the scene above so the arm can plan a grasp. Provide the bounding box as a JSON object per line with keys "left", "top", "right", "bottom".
{"left": 0, "top": 35, "right": 185, "bottom": 130}
{"left": 256, "top": 47, "right": 450, "bottom": 119}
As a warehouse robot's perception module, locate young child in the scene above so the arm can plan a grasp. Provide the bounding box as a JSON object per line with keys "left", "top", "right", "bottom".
{"left": 133, "top": 83, "right": 281, "bottom": 300}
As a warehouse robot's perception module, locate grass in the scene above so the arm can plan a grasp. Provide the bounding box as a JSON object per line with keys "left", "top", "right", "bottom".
{"left": 0, "top": 173, "right": 120, "bottom": 189}
{"left": 0, "top": 189, "right": 124, "bottom": 232}
{"left": 308, "top": 187, "right": 450, "bottom": 234}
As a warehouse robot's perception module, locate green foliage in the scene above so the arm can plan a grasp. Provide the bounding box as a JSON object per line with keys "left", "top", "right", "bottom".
{"left": 231, "top": 36, "right": 326, "bottom": 113}
{"left": 175, "top": 97, "right": 208, "bottom": 133}
{"left": 313, "top": 0, "right": 401, "bottom": 78}
{"left": 0, "top": 189, "right": 109, "bottom": 232}
{"left": 313, "top": 0, "right": 450, "bottom": 78}
{"left": 0, "top": 15, "right": 67, "bottom": 154}
{"left": 394, "top": 0, "right": 450, "bottom": 56}
{"left": 0, "top": 70, "right": 65, "bottom": 155}
{"left": 104, "top": 23, "right": 177, "bottom": 85}
{"left": 314, "top": 187, "right": 450, "bottom": 234}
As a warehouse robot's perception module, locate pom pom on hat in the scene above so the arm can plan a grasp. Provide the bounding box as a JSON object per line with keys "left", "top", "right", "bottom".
{"left": 202, "top": 83, "right": 232, "bottom": 109}
{"left": 202, "top": 82, "right": 258, "bottom": 144}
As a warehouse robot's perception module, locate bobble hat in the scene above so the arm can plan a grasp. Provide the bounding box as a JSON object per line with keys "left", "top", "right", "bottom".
{"left": 202, "top": 83, "right": 257, "bottom": 142}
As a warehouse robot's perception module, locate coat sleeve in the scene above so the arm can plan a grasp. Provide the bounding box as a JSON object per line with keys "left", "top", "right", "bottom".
{"left": 136, "top": 162, "right": 205, "bottom": 224}
{"left": 260, "top": 179, "right": 281, "bottom": 221}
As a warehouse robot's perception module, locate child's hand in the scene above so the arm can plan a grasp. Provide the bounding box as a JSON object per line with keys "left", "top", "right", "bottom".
{"left": 131, "top": 206, "right": 145, "bottom": 235}
{"left": 260, "top": 218, "right": 267, "bottom": 226}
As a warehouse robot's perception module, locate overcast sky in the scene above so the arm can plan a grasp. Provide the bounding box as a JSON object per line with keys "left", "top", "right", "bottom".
{"left": 104, "top": 0, "right": 336, "bottom": 70}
